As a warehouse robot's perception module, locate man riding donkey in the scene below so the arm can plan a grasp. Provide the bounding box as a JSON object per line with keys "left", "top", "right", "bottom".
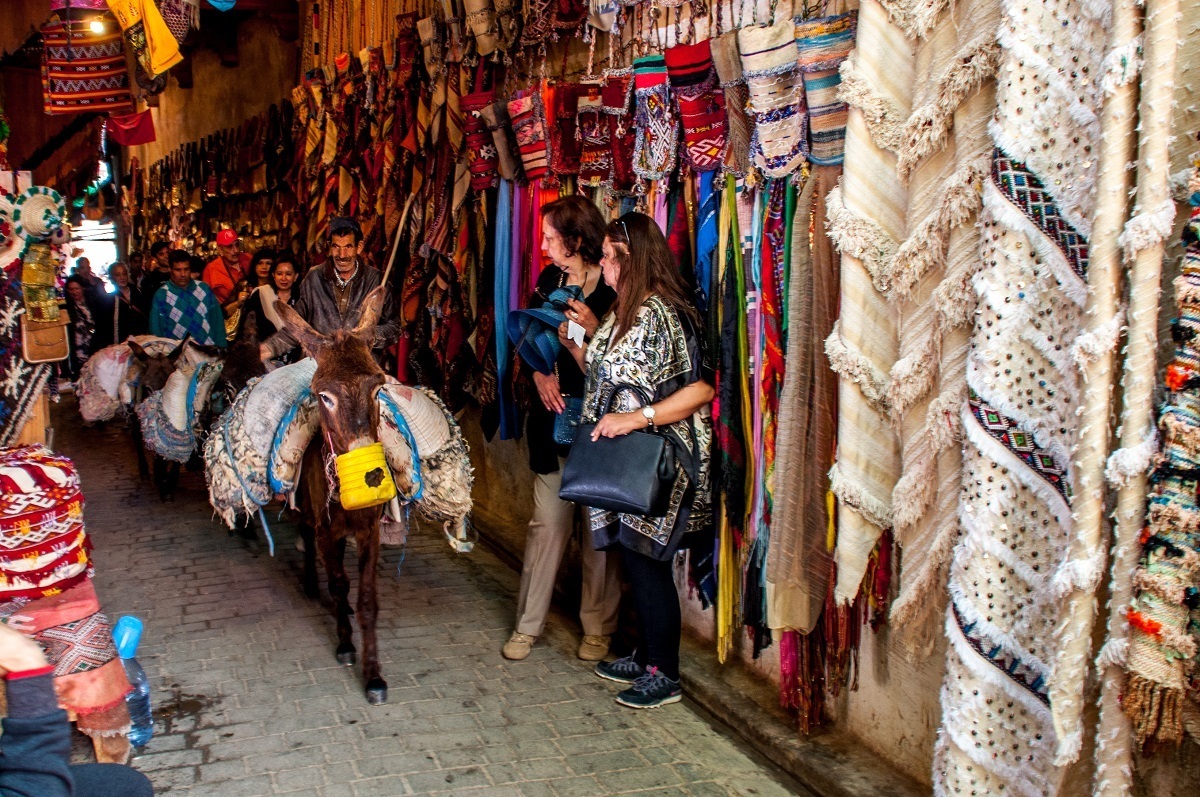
{"left": 259, "top": 217, "right": 401, "bottom": 364}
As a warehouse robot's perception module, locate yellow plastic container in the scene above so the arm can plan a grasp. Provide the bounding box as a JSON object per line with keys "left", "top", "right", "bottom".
{"left": 335, "top": 443, "right": 397, "bottom": 511}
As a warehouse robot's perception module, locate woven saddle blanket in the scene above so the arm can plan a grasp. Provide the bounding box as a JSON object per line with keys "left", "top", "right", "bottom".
{"left": 204, "top": 358, "right": 473, "bottom": 548}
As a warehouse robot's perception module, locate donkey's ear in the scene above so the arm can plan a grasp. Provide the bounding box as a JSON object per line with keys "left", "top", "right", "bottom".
{"left": 168, "top": 335, "right": 191, "bottom": 363}
{"left": 127, "top": 339, "right": 148, "bottom": 362}
{"left": 277, "top": 300, "right": 327, "bottom": 357}
{"left": 350, "top": 286, "right": 386, "bottom": 344}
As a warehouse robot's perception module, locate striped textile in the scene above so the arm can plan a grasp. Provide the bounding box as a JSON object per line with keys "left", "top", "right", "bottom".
{"left": 795, "top": 12, "right": 857, "bottom": 166}
{"left": 41, "top": 14, "right": 134, "bottom": 116}
{"left": 508, "top": 88, "right": 552, "bottom": 183}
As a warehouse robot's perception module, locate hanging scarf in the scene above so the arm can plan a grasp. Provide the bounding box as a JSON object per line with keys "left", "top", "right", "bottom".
{"left": 493, "top": 180, "right": 518, "bottom": 438}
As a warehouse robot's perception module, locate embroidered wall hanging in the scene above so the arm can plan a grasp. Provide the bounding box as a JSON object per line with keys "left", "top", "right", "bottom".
{"left": 601, "top": 68, "right": 636, "bottom": 193}
{"left": 577, "top": 80, "right": 612, "bottom": 187}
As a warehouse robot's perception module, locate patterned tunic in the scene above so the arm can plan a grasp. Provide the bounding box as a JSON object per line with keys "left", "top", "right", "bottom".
{"left": 583, "top": 295, "right": 713, "bottom": 560}
{"left": 148, "top": 280, "right": 226, "bottom": 347}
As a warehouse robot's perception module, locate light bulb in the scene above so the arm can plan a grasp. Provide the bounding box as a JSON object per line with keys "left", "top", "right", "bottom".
{"left": 89, "top": 18, "right": 106, "bottom": 34}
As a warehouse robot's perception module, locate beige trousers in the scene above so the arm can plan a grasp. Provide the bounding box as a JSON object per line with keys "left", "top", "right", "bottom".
{"left": 514, "top": 460, "right": 622, "bottom": 637}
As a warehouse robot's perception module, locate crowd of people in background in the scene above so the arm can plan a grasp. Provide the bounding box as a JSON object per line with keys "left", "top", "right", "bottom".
{"left": 58, "top": 231, "right": 304, "bottom": 388}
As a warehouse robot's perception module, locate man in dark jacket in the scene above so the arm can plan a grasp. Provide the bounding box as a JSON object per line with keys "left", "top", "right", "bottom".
{"left": 261, "top": 218, "right": 400, "bottom": 360}
{"left": 0, "top": 623, "right": 154, "bottom": 797}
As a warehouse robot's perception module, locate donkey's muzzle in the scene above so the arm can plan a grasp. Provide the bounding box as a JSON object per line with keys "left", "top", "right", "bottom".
{"left": 335, "top": 442, "right": 397, "bottom": 510}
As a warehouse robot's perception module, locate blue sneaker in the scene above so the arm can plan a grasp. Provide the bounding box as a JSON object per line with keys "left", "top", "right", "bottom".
{"left": 594, "top": 655, "right": 644, "bottom": 685}
{"left": 616, "top": 667, "right": 682, "bottom": 709}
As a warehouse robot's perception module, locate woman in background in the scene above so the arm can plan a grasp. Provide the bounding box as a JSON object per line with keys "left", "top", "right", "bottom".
{"left": 92, "top": 262, "right": 147, "bottom": 349}
{"left": 241, "top": 251, "right": 301, "bottom": 365}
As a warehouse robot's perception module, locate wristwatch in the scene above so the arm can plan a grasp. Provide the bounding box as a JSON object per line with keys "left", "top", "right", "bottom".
{"left": 641, "top": 405, "right": 657, "bottom": 428}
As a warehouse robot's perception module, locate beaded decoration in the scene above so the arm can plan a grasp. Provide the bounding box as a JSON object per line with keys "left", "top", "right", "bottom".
{"left": 937, "top": 0, "right": 1109, "bottom": 788}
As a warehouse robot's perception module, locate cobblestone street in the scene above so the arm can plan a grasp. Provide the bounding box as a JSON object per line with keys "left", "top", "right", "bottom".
{"left": 55, "top": 399, "right": 807, "bottom": 797}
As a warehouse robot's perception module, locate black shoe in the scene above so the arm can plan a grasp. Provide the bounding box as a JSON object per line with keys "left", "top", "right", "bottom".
{"left": 615, "top": 667, "right": 682, "bottom": 709}
{"left": 594, "top": 655, "right": 644, "bottom": 685}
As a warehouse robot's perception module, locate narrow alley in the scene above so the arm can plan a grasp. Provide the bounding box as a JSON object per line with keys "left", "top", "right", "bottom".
{"left": 57, "top": 398, "right": 807, "bottom": 797}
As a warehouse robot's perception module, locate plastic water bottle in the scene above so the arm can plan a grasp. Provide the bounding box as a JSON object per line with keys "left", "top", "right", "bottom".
{"left": 113, "top": 616, "right": 154, "bottom": 748}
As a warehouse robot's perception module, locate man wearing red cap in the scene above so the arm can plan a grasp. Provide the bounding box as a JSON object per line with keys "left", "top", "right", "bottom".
{"left": 203, "top": 229, "right": 252, "bottom": 317}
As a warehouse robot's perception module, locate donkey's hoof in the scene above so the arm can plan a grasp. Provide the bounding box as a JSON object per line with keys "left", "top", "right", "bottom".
{"left": 335, "top": 644, "right": 357, "bottom": 666}
{"left": 365, "top": 678, "right": 388, "bottom": 705}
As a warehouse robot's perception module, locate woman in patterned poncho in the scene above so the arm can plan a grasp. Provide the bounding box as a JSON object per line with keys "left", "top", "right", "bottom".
{"left": 561, "top": 211, "right": 714, "bottom": 710}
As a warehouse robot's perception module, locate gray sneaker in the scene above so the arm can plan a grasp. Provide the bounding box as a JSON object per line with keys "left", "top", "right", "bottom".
{"left": 616, "top": 667, "right": 682, "bottom": 709}
{"left": 594, "top": 655, "right": 644, "bottom": 685}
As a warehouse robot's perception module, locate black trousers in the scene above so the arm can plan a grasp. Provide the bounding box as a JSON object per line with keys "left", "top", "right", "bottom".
{"left": 622, "top": 547, "right": 681, "bottom": 681}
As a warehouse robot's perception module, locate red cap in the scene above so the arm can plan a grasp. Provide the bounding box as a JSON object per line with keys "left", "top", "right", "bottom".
{"left": 216, "top": 229, "right": 238, "bottom": 247}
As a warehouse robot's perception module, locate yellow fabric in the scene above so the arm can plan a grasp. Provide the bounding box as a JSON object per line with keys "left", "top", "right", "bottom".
{"left": 105, "top": 0, "right": 182, "bottom": 78}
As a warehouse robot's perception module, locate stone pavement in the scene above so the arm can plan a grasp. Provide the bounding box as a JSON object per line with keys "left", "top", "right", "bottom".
{"left": 54, "top": 399, "right": 810, "bottom": 797}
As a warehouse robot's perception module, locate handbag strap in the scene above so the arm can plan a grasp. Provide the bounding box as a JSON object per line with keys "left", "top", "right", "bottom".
{"left": 600, "top": 383, "right": 653, "bottom": 416}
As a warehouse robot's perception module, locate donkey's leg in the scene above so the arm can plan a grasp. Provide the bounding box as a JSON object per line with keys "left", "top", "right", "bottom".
{"left": 300, "top": 523, "right": 320, "bottom": 599}
{"left": 153, "top": 456, "right": 174, "bottom": 502}
{"left": 131, "top": 416, "right": 150, "bottom": 481}
{"left": 319, "top": 529, "right": 355, "bottom": 665}
{"left": 355, "top": 527, "right": 387, "bottom": 704}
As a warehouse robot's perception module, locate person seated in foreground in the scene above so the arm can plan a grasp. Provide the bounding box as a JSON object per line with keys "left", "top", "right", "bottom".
{"left": 0, "top": 622, "right": 154, "bottom": 797}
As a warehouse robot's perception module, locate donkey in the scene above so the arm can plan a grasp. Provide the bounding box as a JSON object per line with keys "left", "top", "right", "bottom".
{"left": 127, "top": 336, "right": 190, "bottom": 500}
{"left": 218, "top": 310, "right": 268, "bottom": 403}
{"left": 276, "top": 288, "right": 394, "bottom": 705}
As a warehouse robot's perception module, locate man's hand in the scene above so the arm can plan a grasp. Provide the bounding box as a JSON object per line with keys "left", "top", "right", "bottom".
{"left": 590, "top": 411, "right": 645, "bottom": 441}
{"left": 532, "top": 371, "right": 564, "bottom": 414}
{"left": 0, "top": 622, "right": 48, "bottom": 676}
{"left": 259, "top": 343, "right": 272, "bottom": 361}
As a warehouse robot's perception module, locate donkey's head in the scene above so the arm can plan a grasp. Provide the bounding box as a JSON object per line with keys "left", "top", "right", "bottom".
{"left": 128, "top": 336, "right": 190, "bottom": 394}
{"left": 276, "top": 287, "right": 387, "bottom": 456}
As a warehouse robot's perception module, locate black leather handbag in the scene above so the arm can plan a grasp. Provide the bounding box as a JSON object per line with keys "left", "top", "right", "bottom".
{"left": 559, "top": 384, "right": 677, "bottom": 517}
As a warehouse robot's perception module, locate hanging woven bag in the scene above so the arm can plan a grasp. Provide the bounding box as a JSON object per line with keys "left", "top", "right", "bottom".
{"left": 794, "top": 11, "right": 858, "bottom": 166}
